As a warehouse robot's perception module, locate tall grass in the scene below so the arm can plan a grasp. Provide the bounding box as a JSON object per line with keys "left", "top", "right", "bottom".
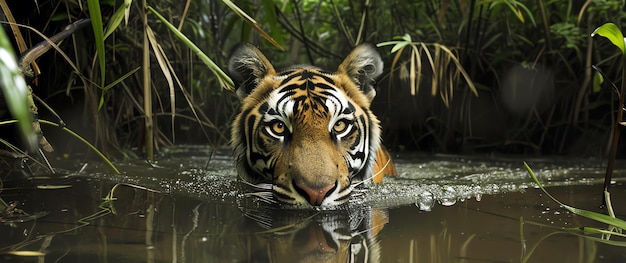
{"left": 0, "top": 22, "right": 35, "bottom": 151}
{"left": 0, "top": 0, "right": 625, "bottom": 157}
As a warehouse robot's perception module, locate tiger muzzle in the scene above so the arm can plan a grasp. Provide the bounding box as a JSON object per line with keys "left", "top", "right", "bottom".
{"left": 282, "top": 138, "right": 349, "bottom": 207}
{"left": 294, "top": 182, "right": 337, "bottom": 206}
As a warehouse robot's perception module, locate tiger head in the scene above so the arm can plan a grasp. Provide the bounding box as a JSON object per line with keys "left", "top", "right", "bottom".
{"left": 229, "top": 43, "right": 384, "bottom": 208}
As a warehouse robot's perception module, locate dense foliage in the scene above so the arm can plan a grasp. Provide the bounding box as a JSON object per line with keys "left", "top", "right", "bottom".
{"left": 1, "top": 0, "right": 626, "bottom": 161}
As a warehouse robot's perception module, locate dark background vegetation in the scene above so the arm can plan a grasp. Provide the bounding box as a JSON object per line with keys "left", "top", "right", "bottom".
{"left": 2, "top": 0, "right": 626, "bottom": 161}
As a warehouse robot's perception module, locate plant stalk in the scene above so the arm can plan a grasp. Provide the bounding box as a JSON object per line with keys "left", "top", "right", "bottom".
{"left": 603, "top": 56, "right": 626, "bottom": 201}
{"left": 143, "top": 0, "right": 153, "bottom": 160}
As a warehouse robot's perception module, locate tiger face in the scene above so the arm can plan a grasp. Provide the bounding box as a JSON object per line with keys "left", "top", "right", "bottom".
{"left": 229, "top": 43, "right": 387, "bottom": 208}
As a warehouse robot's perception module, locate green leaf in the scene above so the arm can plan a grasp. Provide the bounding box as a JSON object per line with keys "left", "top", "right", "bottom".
{"left": 560, "top": 202, "right": 626, "bottom": 229}
{"left": 376, "top": 41, "right": 408, "bottom": 53}
{"left": 103, "top": 0, "right": 132, "bottom": 40}
{"left": 504, "top": 2, "right": 525, "bottom": 23}
{"left": 378, "top": 34, "right": 413, "bottom": 53}
{"left": 401, "top": 33, "right": 412, "bottom": 42}
{"left": 87, "top": 0, "right": 106, "bottom": 89}
{"left": 513, "top": 0, "right": 536, "bottom": 26}
{"left": 593, "top": 71, "right": 604, "bottom": 93}
{"left": 98, "top": 94, "right": 105, "bottom": 110}
{"left": 391, "top": 42, "right": 410, "bottom": 53}
{"left": 147, "top": 6, "right": 234, "bottom": 90}
{"left": 591, "top": 23, "right": 625, "bottom": 56}
{"left": 103, "top": 67, "right": 140, "bottom": 91}
{"left": 0, "top": 27, "right": 36, "bottom": 150}
{"left": 524, "top": 162, "right": 626, "bottom": 230}
{"left": 377, "top": 41, "right": 403, "bottom": 47}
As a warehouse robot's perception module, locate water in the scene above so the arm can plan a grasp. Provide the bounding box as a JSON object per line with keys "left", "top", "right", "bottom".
{"left": 1, "top": 146, "right": 626, "bottom": 262}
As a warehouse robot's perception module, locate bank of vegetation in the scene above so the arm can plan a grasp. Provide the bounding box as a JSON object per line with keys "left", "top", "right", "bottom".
{"left": 1, "top": 0, "right": 626, "bottom": 164}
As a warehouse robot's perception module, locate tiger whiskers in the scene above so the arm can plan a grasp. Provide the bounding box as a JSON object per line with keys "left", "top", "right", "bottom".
{"left": 347, "top": 158, "right": 393, "bottom": 206}
{"left": 243, "top": 210, "right": 273, "bottom": 229}
{"left": 352, "top": 157, "right": 393, "bottom": 188}
{"left": 240, "top": 180, "right": 273, "bottom": 190}
{"left": 239, "top": 176, "right": 276, "bottom": 204}
{"left": 245, "top": 192, "right": 276, "bottom": 204}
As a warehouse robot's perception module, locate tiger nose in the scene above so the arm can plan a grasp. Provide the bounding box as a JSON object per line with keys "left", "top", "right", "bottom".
{"left": 294, "top": 183, "right": 336, "bottom": 206}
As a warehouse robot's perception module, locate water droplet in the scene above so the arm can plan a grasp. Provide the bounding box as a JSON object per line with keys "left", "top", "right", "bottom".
{"left": 439, "top": 186, "right": 457, "bottom": 206}
{"left": 439, "top": 198, "right": 457, "bottom": 206}
{"left": 416, "top": 191, "right": 435, "bottom": 211}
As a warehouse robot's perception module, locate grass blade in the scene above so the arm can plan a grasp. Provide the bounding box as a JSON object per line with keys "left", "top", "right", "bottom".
{"left": 420, "top": 42, "right": 436, "bottom": 96}
{"left": 103, "top": 67, "right": 140, "bottom": 91}
{"left": 145, "top": 25, "right": 176, "bottom": 142}
{"left": 38, "top": 119, "right": 120, "bottom": 174}
{"left": 87, "top": 0, "right": 106, "bottom": 90}
{"left": 104, "top": 0, "right": 132, "bottom": 39}
{"left": 524, "top": 162, "right": 626, "bottom": 230}
{"left": 0, "top": 26, "right": 36, "bottom": 150}
{"left": 409, "top": 46, "right": 416, "bottom": 96}
{"left": 221, "top": 0, "right": 283, "bottom": 50}
{"left": 147, "top": 6, "right": 234, "bottom": 90}
{"left": 439, "top": 45, "right": 478, "bottom": 96}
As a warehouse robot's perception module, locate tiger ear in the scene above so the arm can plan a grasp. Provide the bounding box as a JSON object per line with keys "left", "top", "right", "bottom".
{"left": 337, "top": 44, "right": 384, "bottom": 101}
{"left": 228, "top": 43, "right": 276, "bottom": 99}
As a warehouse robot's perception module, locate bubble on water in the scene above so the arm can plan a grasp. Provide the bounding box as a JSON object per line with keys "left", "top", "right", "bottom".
{"left": 439, "top": 186, "right": 457, "bottom": 206}
{"left": 439, "top": 198, "right": 457, "bottom": 206}
{"left": 416, "top": 191, "right": 435, "bottom": 211}
{"left": 472, "top": 185, "right": 483, "bottom": 201}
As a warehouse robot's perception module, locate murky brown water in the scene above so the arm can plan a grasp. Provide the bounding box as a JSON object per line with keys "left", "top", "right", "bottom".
{"left": 1, "top": 147, "right": 626, "bottom": 262}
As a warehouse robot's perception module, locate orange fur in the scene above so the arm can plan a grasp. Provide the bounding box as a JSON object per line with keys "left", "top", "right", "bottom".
{"left": 372, "top": 146, "right": 397, "bottom": 183}
{"left": 230, "top": 43, "right": 395, "bottom": 207}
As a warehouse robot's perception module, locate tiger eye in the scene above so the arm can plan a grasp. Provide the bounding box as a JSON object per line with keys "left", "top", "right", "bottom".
{"left": 271, "top": 121, "right": 286, "bottom": 135}
{"left": 333, "top": 120, "right": 348, "bottom": 133}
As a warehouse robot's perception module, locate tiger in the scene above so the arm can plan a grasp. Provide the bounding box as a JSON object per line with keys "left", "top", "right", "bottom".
{"left": 237, "top": 207, "right": 388, "bottom": 262}
{"left": 228, "top": 43, "right": 396, "bottom": 208}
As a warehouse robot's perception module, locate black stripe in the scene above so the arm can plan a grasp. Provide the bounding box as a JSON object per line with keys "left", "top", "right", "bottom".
{"left": 299, "top": 70, "right": 314, "bottom": 80}
{"left": 316, "top": 73, "right": 335, "bottom": 84}
{"left": 277, "top": 90, "right": 296, "bottom": 104}
{"left": 279, "top": 83, "right": 302, "bottom": 93}
{"left": 279, "top": 70, "right": 336, "bottom": 87}
{"left": 279, "top": 71, "right": 303, "bottom": 85}
{"left": 344, "top": 102, "right": 356, "bottom": 114}
{"left": 259, "top": 102, "right": 269, "bottom": 114}
{"left": 313, "top": 82, "right": 335, "bottom": 91}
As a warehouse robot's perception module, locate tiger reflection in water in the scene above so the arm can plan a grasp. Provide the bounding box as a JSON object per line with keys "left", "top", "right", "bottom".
{"left": 237, "top": 206, "right": 388, "bottom": 263}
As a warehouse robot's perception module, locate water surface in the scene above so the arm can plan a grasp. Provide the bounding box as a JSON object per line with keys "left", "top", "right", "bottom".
{"left": 1, "top": 146, "right": 625, "bottom": 262}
